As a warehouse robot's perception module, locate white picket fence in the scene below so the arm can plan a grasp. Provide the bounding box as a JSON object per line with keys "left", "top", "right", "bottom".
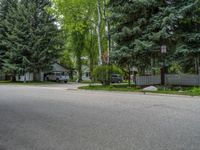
{"left": 136, "top": 74, "right": 200, "bottom": 86}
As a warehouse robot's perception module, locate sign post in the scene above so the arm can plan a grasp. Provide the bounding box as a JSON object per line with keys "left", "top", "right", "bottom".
{"left": 161, "top": 45, "right": 167, "bottom": 85}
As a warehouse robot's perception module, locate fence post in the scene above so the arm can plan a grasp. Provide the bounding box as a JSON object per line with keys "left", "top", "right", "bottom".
{"left": 161, "top": 68, "right": 167, "bottom": 85}
{"left": 199, "top": 74, "right": 200, "bottom": 87}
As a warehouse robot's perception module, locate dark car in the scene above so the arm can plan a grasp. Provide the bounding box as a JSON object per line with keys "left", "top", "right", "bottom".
{"left": 111, "top": 74, "right": 123, "bottom": 83}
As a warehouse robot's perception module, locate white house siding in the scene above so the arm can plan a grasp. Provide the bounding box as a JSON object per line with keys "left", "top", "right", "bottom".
{"left": 16, "top": 73, "right": 33, "bottom": 82}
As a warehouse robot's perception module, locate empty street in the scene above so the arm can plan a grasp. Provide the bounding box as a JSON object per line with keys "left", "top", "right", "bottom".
{"left": 0, "top": 84, "right": 200, "bottom": 150}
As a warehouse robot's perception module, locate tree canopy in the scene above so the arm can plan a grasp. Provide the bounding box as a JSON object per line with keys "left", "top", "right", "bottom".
{"left": 109, "top": 0, "right": 200, "bottom": 74}
{"left": 0, "top": 0, "right": 199, "bottom": 82}
{"left": 0, "top": 0, "right": 63, "bottom": 80}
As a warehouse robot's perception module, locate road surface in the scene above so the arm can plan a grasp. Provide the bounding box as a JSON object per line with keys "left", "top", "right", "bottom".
{"left": 0, "top": 84, "right": 200, "bottom": 150}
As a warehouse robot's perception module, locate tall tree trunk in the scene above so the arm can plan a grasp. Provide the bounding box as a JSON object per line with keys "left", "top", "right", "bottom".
{"left": 97, "top": 0, "right": 103, "bottom": 65}
{"left": 69, "top": 70, "right": 73, "bottom": 80}
{"left": 151, "top": 54, "right": 156, "bottom": 75}
{"left": 103, "top": 0, "right": 111, "bottom": 64}
{"left": 102, "top": 0, "right": 112, "bottom": 85}
{"left": 77, "top": 51, "right": 82, "bottom": 82}
{"left": 128, "top": 65, "right": 131, "bottom": 87}
{"left": 11, "top": 71, "right": 16, "bottom": 82}
{"left": 88, "top": 31, "right": 95, "bottom": 81}
{"left": 90, "top": 59, "right": 94, "bottom": 81}
{"left": 33, "top": 69, "right": 40, "bottom": 81}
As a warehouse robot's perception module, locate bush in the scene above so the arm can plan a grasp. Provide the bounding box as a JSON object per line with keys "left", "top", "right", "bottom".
{"left": 93, "top": 65, "right": 123, "bottom": 85}
{"left": 190, "top": 87, "right": 200, "bottom": 94}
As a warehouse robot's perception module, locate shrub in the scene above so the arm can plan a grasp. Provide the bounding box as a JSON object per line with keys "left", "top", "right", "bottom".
{"left": 93, "top": 65, "right": 123, "bottom": 85}
{"left": 190, "top": 87, "right": 200, "bottom": 94}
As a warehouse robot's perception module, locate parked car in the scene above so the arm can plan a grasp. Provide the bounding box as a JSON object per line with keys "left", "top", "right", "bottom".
{"left": 111, "top": 74, "right": 123, "bottom": 83}
{"left": 46, "top": 72, "right": 69, "bottom": 83}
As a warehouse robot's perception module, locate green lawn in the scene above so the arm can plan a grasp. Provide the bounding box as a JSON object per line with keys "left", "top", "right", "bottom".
{"left": 79, "top": 84, "right": 200, "bottom": 96}
{"left": 79, "top": 84, "right": 140, "bottom": 92}
{"left": 0, "top": 80, "right": 56, "bottom": 85}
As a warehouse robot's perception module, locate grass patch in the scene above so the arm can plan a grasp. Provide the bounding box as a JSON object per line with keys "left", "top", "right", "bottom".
{"left": 79, "top": 84, "right": 141, "bottom": 92}
{"left": 0, "top": 80, "right": 56, "bottom": 85}
{"left": 79, "top": 84, "right": 200, "bottom": 96}
{"left": 0, "top": 80, "right": 12, "bottom": 83}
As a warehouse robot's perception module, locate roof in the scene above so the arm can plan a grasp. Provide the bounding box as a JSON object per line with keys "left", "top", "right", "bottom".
{"left": 51, "top": 63, "right": 68, "bottom": 72}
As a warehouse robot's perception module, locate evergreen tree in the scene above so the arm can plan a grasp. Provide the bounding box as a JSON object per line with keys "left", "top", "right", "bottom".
{"left": 1, "top": 0, "right": 63, "bottom": 80}
{"left": 110, "top": 0, "right": 200, "bottom": 74}
{"left": 109, "top": 0, "right": 159, "bottom": 74}
{"left": 147, "top": 0, "right": 200, "bottom": 73}
{"left": 175, "top": 0, "right": 200, "bottom": 73}
{"left": 0, "top": 0, "right": 18, "bottom": 71}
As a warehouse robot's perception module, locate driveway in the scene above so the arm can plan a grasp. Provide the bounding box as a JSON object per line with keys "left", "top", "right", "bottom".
{"left": 0, "top": 85, "right": 200, "bottom": 150}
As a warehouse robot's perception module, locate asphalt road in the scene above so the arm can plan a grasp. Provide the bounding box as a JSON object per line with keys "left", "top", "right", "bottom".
{"left": 0, "top": 85, "right": 200, "bottom": 150}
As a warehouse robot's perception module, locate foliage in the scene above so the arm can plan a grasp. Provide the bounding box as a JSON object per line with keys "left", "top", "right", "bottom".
{"left": 109, "top": 0, "right": 159, "bottom": 74}
{"left": 1, "top": 0, "right": 200, "bottom": 84}
{"left": 60, "top": 50, "right": 74, "bottom": 70}
{"left": 93, "top": 65, "right": 123, "bottom": 85}
{"left": 109, "top": 0, "right": 200, "bottom": 74}
{"left": 189, "top": 87, "right": 200, "bottom": 94}
{"left": 175, "top": 0, "right": 200, "bottom": 73}
{"left": 60, "top": 50, "right": 75, "bottom": 79}
{"left": 52, "top": 0, "right": 98, "bottom": 81}
{"left": 79, "top": 84, "right": 139, "bottom": 92}
{"left": 52, "top": 0, "right": 110, "bottom": 81}
{"left": 0, "top": 0, "right": 63, "bottom": 80}
{"left": 0, "top": 0, "right": 18, "bottom": 71}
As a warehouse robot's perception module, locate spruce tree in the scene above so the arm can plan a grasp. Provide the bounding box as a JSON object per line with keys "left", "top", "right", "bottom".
{"left": 147, "top": 0, "right": 200, "bottom": 73}
{"left": 110, "top": 0, "right": 200, "bottom": 74}
{"left": 1, "top": 0, "right": 63, "bottom": 80}
{"left": 175, "top": 0, "right": 200, "bottom": 73}
{"left": 109, "top": 0, "right": 159, "bottom": 74}
{"left": 0, "top": 0, "right": 18, "bottom": 71}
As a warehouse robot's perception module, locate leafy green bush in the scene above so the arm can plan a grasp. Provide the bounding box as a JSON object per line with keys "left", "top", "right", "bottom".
{"left": 93, "top": 65, "right": 123, "bottom": 85}
{"left": 189, "top": 87, "right": 200, "bottom": 95}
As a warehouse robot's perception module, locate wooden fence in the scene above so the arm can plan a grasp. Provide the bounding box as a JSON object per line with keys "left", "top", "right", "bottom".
{"left": 136, "top": 74, "right": 200, "bottom": 86}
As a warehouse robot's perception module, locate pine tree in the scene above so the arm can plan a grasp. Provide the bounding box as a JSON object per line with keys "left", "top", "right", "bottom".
{"left": 147, "top": 0, "right": 200, "bottom": 73}
{"left": 1, "top": 0, "right": 64, "bottom": 80}
{"left": 0, "top": 0, "right": 18, "bottom": 71}
{"left": 175, "top": 0, "right": 200, "bottom": 73}
{"left": 109, "top": 0, "right": 159, "bottom": 74}
{"left": 110, "top": 0, "right": 200, "bottom": 74}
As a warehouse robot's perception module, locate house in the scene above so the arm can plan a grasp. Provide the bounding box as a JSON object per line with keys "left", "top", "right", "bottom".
{"left": 16, "top": 63, "right": 69, "bottom": 82}
{"left": 16, "top": 72, "right": 34, "bottom": 82}
{"left": 44, "top": 63, "right": 69, "bottom": 81}
{"left": 82, "top": 65, "right": 91, "bottom": 81}
{"left": 51, "top": 63, "right": 69, "bottom": 73}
